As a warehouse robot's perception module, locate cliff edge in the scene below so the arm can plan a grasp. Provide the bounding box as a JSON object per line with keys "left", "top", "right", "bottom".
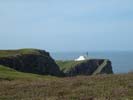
{"left": 0, "top": 49, "right": 113, "bottom": 77}
{"left": 0, "top": 49, "right": 62, "bottom": 76}
{"left": 56, "top": 59, "right": 113, "bottom": 76}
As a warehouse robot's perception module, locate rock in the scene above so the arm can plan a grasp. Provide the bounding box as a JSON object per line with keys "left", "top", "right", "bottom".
{"left": 0, "top": 49, "right": 114, "bottom": 77}
{"left": 56, "top": 59, "right": 113, "bottom": 76}
{"left": 0, "top": 49, "right": 62, "bottom": 76}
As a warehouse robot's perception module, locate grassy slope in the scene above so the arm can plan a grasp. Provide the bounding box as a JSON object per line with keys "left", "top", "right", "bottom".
{"left": 56, "top": 60, "right": 109, "bottom": 75}
{"left": 0, "top": 65, "right": 56, "bottom": 81}
{"left": 56, "top": 60, "right": 86, "bottom": 72}
{"left": 0, "top": 50, "right": 132, "bottom": 99}
{"left": 0, "top": 49, "right": 41, "bottom": 57}
{"left": 0, "top": 65, "right": 133, "bottom": 99}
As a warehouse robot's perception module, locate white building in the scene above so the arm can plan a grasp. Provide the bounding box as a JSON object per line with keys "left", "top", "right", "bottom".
{"left": 75, "top": 56, "right": 87, "bottom": 61}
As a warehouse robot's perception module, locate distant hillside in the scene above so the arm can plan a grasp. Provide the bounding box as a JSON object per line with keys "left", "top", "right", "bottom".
{"left": 0, "top": 51, "right": 132, "bottom": 99}
{"left": 56, "top": 59, "right": 113, "bottom": 76}
{"left": 0, "top": 48, "right": 113, "bottom": 77}
{"left": 0, "top": 49, "right": 62, "bottom": 76}
{"left": 0, "top": 49, "right": 41, "bottom": 57}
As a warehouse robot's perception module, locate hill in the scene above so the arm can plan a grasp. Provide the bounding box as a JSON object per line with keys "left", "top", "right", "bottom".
{"left": 0, "top": 65, "right": 57, "bottom": 81}
{"left": 0, "top": 49, "right": 113, "bottom": 77}
{"left": 0, "top": 65, "right": 132, "bottom": 99}
{"left": 0, "top": 49, "right": 62, "bottom": 76}
{"left": 56, "top": 59, "right": 113, "bottom": 76}
{"left": 0, "top": 49, "right": 132, "bottom": 100}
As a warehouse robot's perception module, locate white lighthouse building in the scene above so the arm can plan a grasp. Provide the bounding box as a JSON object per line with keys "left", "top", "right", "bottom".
{"left": 75, "top": 56, "right": 87, "bottom": 61}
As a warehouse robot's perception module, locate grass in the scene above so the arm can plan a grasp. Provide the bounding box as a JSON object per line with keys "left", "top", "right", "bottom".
{"left": 0, "top": 65, "right": 133, "bottom": 100}
{"left": 0, "top": 65, "right": 57, "bottom": 81}
{"left": 56, "top": 60, "right": 86, "bottom": 73}
{"left": 0, "top": 48, "right": 41, "bottom": 57}
{"left": 56, "top": 60, "right": 110, "bottom": 75}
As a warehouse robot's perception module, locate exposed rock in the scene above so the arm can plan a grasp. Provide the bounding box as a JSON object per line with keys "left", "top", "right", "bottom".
{"left": 0, "top": 49, "right": 113, "bottom": 77}
{"left": 57, "top": 59, "right": 113, "bottom": 76}
{"left": 0, "top": 49, "right": 62, "bottom": 76}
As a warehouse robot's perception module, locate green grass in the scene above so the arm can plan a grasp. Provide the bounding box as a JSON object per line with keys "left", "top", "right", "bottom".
{"left": 0, "top": 48, "right": 41, "bottom": 57}
{"left": 56, "top": 60, "right": 86, "bottom": 73}
{"left": 56, "top": 60, "right": 109, "bottom": 75}
{"left": 0, "top": 56, "right": 132, "bottom": 99}
{"left": 0, "top": 65, "right": 56, "bottom": 81}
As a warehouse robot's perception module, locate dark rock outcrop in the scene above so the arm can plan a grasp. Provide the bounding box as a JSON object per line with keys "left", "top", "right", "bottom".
{"left": 0, "top": 49, "right": 113, "bottom": 77}
{"left": 57, "top": 59, "right": 113, "bottom": 76}
{"left": 0, "top": 49, "right": 62, "bottom": 76}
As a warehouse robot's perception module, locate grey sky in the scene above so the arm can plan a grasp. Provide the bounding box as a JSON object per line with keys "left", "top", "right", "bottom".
{"left": 0, "top": 0, "right": 133, "bottom": 52}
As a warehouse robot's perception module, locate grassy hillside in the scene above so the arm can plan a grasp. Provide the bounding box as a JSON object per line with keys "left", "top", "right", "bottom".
{"left": 0, "top": 51, "right": 132, "bottom": 99}
{"left": 56, "top": 60, "right": 85, "bottom": 73}
{"left": 0, "top": 48, "right": 44, "bottom": 57}
{"left": 0, "top": 68, "right": 132, "bottom": 99}
{"left": 0, "top": 65, "right": 56, "bottom": 81}
{"left": 56, "top": 60, "right": 112, "bottom": 76}
{"left": 0, "top": 49, "right": 62, "bottom": 76}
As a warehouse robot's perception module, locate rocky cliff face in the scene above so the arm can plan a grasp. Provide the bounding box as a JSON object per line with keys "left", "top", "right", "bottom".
{"left": 57, "top": 59, "right": 113, "bottom": 76}
{"left": 0, "top": 49, "right": 113, "bottom": 77}
{"left": 0, "top": 49, "right": 62, "bottom": 76}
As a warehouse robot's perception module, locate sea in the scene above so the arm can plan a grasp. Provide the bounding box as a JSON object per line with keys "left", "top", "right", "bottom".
{"left": 51, "top": 51, "right": 133, "bottom": 74}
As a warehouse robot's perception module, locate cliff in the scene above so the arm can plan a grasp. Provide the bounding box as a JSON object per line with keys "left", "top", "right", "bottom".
{"left": 56, "top": 59, "right": 113, "bottom": 76}
{"left": 0, "top": 49, "right": 113, "bottom": 77}
{"left": 0, "top": 49, "right": 62, "bottom": 76}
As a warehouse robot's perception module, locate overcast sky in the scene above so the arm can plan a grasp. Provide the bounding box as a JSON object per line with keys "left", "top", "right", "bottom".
{"left": 0, "top": 0, "right": 133, "bottom": 52}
